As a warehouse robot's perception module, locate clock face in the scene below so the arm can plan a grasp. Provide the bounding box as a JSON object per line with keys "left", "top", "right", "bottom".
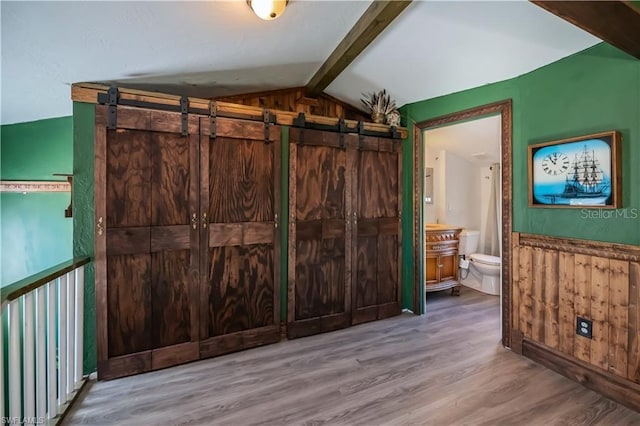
{"left": 541, "top": 152, "right": 570, "bottom": 175}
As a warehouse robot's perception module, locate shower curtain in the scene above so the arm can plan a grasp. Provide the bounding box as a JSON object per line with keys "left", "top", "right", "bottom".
{"left": 484, "top": 163, "right": 501, "bottom": 256}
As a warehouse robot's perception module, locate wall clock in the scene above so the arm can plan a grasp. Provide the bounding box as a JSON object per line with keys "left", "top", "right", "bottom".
{"left": 540, "top": 152, "right": 570, "bottom": 176}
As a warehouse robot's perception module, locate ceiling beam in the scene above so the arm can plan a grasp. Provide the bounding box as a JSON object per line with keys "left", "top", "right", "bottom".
{"left": 531, "top": 1, "right": 640, "bottom": 60}
{"left": 305, "top": 0, "right": 412, "bottom": 97}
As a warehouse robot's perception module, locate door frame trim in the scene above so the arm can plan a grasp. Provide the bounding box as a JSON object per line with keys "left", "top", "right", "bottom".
{"left": 412, "top": 99, "right": 513, "bottom": 348}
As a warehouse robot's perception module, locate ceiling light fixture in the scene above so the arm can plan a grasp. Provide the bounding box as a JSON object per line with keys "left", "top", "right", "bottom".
{"left": 247, "top": 0, "right": 288, "bottom": 20}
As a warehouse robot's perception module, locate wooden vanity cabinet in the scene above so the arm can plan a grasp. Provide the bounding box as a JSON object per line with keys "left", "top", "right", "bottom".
{"left": 425, "top": 227, "right": 462, "bottom": 296}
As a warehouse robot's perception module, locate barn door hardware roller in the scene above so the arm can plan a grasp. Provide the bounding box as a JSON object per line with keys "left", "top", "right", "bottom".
{"left": 293, "top": 112, "right": 356, "bottom": 134}
{"left": 96, "top": 87, "right": 119, "bottom": 129}
{"left": 293, "top": 112, "right": 307, "bottom": 129}
{"left": 97, "top": 86, "right": 208, "bottom": 130}
{"left": 357, "top": 122, "right": 365, "bottom": 150}
{"left": 357, "top": 120, "right": 401, "bottom": 140}
{"left": 263, "top": 108, "right": 276, "bottom": 143}
{"left": 180, "top": 97, "right": 189, "bottom": 136}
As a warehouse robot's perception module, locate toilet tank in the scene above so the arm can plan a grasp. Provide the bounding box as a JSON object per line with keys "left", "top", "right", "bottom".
{"left": 459, "top": 230, "right": 480, "bottom": 256}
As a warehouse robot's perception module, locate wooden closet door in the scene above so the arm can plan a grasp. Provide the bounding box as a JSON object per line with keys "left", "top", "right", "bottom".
{"left": 198, "top": 117, "right": 281, "bottom": 358}
{"left": 352, "top": 135, "right": 402, "bottom": 325}
{"left": 287, "top": 128, "right": 357, "bottom": 338}
{"left": 95, "top": 105, "right": 200, "bottom": 380}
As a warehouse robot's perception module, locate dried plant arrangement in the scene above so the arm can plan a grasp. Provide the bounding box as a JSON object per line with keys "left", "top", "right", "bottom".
{"left": 361, "top": 89, "right": 397, "bottom": 123}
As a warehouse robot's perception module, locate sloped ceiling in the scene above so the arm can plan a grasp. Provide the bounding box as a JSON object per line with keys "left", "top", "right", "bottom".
{"left": 424, "top": 115, "right": 501, "bottom": 166}
{"left": 1, "top": 1, "right": 599, "bottom": 125}
{"left": 326, "top": 1, "right": 600, "bottom": 108}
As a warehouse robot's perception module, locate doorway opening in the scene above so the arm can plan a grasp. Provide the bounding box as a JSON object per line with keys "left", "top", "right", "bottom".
{"left": 414, "top": 100, "right": 512, "bottom": 347}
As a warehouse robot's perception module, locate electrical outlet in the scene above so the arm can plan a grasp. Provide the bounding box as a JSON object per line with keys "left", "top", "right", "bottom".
{"left": 576, "top": 317, "right": 593, "bottom": 339}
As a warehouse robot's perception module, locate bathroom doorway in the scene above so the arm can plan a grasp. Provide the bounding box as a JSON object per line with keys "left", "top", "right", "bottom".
{"left": 412, "top": 100, "right": 514, "bottom": 348}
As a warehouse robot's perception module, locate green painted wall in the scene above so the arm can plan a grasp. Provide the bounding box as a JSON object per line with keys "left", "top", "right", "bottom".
{"left": 72, "top": 102, "right": 96, "bottom": 374}
{"left": 0, "top": 117, "right": 73, "bottom": 286}
{"left": 402, "top": 43, "right": 640, "bottom": 312}
{"left": 515, "top": 45, "right": 639, "bottom": 242}
{"left": 1, "top": 117, "right": 73, "bottom": 180}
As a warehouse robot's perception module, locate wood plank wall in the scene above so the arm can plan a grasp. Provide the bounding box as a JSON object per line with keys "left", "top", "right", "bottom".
{"left": 216, "top": 87, "right": 368, "bottom": 122}
{"left": 512, "top": 232, "right": 640, "bottom": 384}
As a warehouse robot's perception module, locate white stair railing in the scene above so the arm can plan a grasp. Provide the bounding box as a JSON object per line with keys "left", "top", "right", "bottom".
{"left": 1, "top": 257, "right": 90, "bottom": 424}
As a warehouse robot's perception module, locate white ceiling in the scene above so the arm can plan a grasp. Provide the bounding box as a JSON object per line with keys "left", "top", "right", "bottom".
{"left": 1, "top": 1, "right": 599, "bottom": 125}
{"left": 424, "top": 114, "right": 501, "bottom": 166}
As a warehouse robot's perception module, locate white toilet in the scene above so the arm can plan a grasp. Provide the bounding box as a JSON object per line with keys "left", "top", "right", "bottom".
{"left": 458, "top": 230, "right": 501, "bottom": 295}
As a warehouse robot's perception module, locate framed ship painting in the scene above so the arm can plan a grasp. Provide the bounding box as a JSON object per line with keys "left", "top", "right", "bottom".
{"left": 528, "top": 131, "right": 622, "bottom": 208}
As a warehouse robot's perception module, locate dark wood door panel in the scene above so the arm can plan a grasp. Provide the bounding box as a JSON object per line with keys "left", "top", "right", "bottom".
{"left": 294, "top": 238, "right": 346, "bottom": 321}
{"left": 289, "top": 127, "right": 359, "bottom": 149}
{"left": 199, "top": 325, "right": 280, "bottom": 359}
{"left": 295, "top": 145, "right": 346, "bottom": 221}
{"left": 150, "top": 110, "right": 200, "bottom": 135}
{"left": 98, "top": 352, "right": 151, "bottom": 381}
{"left": 199, "top": 117, "right": 281, "bottom": 357}
{"left": 355, "top": 236, "right": 378, "bottom": 309}
{"left": 150, "top": 225, "right": 191, "bottom": 252}
{"left": 107, "top": 254, "right": 152, "bottom": 357}
{"left": 96, "top": 105, "right": 151, "bottom": 131}
{"left": 295, "top": 220, "right": 346, "bottom": 241}
{"left": 358, "top": 135, "right": 398, "bottom": 153}
{"left": 151, "top": 341, "right": 199, "bottom": 371}
{"left": 353, "top": 236, "right": 378, "bottom": 325}
{"left": 151, "top": 249, "right": 192, "bottom": 349}
{"left": 97, "top": 106, "right": 201, "bottom": 380}
{"left": 106, "top": 129, "right": 151, "bottom": 228}
{"left": 214, "top": 117, "right": 280, "bottom": 142}
{"left": 288, "top": 130, "right": 351, "bottom": 339}
{"left": 207, "top": 222, "right": 275, "bottom": 247}
{"left": 351, "top": 136, "right": 401, "bottom": 326}
{"left": 357, "top": 150, "right": 399, "bottom": 219}
{"left": 353, "top": 233, "right": 400, "bottom": 324}
{"left": 377, "top": 234, "right": 399, "bottom": 306}
{"left": 106, "top": 228, "right": 150, "bottom": 255}
{"left": 287, "top": 315, "right": 351, "bottom": 339}
{"left": 204, "top": 244, "right": 275, "bottom": 337}
{"left": 151, "top": 132, "right": 191, "bottom": 226}
{"left": 208, "top": 137, "right": 274, "bottom": 223}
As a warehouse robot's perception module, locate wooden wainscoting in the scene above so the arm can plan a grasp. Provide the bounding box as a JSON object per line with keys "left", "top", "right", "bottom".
{"left": 512, "top": 232, "right": 640, "bottom": 408}
{"left": 512, "top": 232, "right": 640, "bottom": 381}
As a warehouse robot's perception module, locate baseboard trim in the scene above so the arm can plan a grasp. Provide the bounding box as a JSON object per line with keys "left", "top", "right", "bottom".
{"left": 55, "top": 377, "right": 89, "bottom": 425}
{"left": 510, "top": 329, "right": 523, "bottom": 355}
{"left": 522, "top": 339, "right": 640, "bottom": 412}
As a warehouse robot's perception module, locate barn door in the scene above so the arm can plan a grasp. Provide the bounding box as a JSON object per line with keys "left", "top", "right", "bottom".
{"left": 287, "top": 128, "right": 357, "bottom": 338}
{"left": 95, "top": 105, "right": 200, "bottom": 380}
{"left": 352, "top": 135, "right": 402, "bottom": 325}
{"left": 198, "top": 116, "right": 281, "bottom": 358}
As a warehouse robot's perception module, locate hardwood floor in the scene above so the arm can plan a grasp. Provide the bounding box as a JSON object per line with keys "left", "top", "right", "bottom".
{"left": 65, "top": 288, "right": 640, "bottom": 425}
